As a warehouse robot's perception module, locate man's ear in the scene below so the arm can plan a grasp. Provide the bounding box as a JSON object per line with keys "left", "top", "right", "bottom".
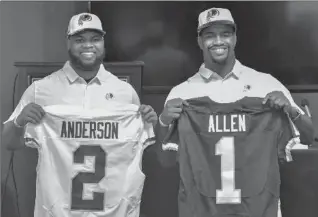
{"left": 66, "top": 37, "right": 71, "bottom": 50}
{"left": 197, "top": 36, "right": 203, "bottom": 50}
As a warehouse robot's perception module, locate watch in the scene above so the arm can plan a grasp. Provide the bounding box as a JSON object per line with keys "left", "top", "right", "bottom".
{"left": 159, "top": 114, "right": 170, "bottom": 127}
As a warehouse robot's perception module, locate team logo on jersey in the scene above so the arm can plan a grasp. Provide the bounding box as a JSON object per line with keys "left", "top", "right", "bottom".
{"left": 78, "top": 14, "right": 92, "bottom": 26}
{"left": 243, "top": 84, "right": 251, "bottom": 92}
{"left": 206, "top": 8, "right": 220, "bottom": 21}
{"left": 105, "top": 93, "right": 114, "bottom": 100}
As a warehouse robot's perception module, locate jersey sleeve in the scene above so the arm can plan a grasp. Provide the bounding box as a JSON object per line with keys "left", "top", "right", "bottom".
{"left": 141, "top": 122, "right": 156, "bottom": 149}
{"left": 277, "top": 114, "right": 301, "bottom": 163}
{"left": 4, "top": 83, "right": 39, "bottom": 148}
{"left": 157, "top": 122, "right": 179, "bottom": 168}
{"left": 24, "top": 123, "right": 41, "bottom": 149}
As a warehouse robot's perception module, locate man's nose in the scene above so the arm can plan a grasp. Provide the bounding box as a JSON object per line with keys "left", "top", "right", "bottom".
{"left": 214, "top": 35, "right": 223, "bottom": 45}
{"left": 82, "top": 41, "right": 94, "bottom": 48}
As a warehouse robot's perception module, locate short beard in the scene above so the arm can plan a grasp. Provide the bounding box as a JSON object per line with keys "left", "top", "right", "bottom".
{"left": 207, "top": 49, "right": 227, "bottom": 65}
{"left": 211, "top": 57, "right": 227, "bottom": 65}
{"left": 68, "top": 50, "right": 105, "bottom": 71}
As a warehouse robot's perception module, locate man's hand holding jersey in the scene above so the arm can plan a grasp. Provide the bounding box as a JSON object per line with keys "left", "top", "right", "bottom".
{"left": 139, "top": 104, "right": 158, "bottom": 126}
{"left": 262, "top": 91, "right": 301, "bottom": 121}
{"left": 14, "top": 103, "right": 46, "bottom": 128}
{"left": 159, "top": 98, "right": 189, "bottom": 127}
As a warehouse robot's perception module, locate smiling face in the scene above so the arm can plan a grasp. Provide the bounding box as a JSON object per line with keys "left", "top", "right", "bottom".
{"left": 198, "top": 23, "right": 236, "bottom": 65}
{"left": 67, "top": 30, "right": 105, "bottom": 71}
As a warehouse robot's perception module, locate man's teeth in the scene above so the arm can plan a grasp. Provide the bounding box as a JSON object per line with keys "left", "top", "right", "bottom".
{"left": 82, "top": 52, "right": 94, "bottom": 57}
{"left": 216, "top": 48, "right": 225, "bottom": 52}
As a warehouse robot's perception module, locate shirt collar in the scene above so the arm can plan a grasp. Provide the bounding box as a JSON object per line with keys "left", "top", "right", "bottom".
{"left": 198, "top": 60, "right": 243, "bottom": 81}
{"left": 62, "top": 61, "right": 112, "bottom": 84}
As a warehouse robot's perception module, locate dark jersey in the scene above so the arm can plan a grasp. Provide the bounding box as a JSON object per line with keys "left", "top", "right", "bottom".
{"left": 162, "top": 96, "right": 300, "bottom": 217}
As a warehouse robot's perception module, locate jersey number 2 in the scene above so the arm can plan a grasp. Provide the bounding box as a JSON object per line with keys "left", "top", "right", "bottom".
{"left": 71, "top": 145, "right": 106, "bottom": 211}
{"left": 215, "top": 136, "right": 241, "bottom": 204}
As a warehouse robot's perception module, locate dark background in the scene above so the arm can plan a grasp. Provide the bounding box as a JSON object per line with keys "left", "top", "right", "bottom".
{"left": 93, "top": 1, "right": 318, "bottom": 87}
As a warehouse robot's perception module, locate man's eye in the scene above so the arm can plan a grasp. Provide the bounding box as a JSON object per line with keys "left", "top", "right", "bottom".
{"left": 75, "top": 38, "right": 84, "bottom": 43}
{"left": 223, "top": 32, "right": 233, "bottom": 37}
{"left": 93, "top": 37, "right": 103, "bottom": 42}
{"left": 204, "top": 34, "right": 214, "bottom": 38}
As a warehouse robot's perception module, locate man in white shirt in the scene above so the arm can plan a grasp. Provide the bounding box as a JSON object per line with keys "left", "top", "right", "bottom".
{"left": 2, "top": 12, "right": 158, "bottom": 217}
{"left": 158, "top": 7, "right": 313, "bottom": 147}
{"left": 157, "top": 7, "right": 314, "bottom": 217}
{"left": 2, "top": 12, "right": 157, "bottom": 150}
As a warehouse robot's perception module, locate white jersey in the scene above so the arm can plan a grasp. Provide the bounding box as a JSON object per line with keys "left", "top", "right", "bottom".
{"left": 25, "top": 104, "right": 155, "bottom": 217}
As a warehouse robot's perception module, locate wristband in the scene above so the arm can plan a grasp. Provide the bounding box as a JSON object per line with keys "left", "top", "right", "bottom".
{"left": 159, "top": 114, "right": 169, "bottom": 127}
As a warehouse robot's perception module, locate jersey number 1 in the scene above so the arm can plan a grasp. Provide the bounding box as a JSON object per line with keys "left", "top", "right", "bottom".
{"left": 215, "top": 136, "right": 241, "bottom": 204}
{"left": 71, "top": 145, "right": 106, "bottom": 211}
